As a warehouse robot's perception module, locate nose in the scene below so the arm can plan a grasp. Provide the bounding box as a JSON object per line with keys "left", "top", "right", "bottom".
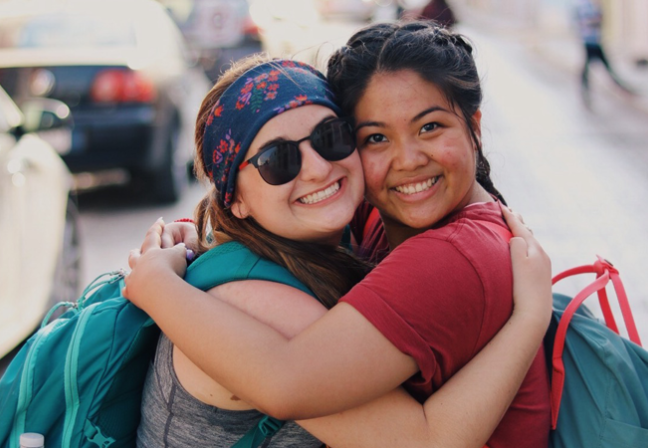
{"left": 298, "top": 141, "right": 333, "bottom": 182}
{"left": 391, "top": 139, "right": 429, "bottom": 172}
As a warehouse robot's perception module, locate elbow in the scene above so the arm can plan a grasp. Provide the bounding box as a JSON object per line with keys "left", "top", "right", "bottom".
{"left": 253, "top": 390, "right": 304, "bottom": 421}
{"left": 251, "top": 379, "right": 313, "bottom": 421}
{"left": 257, "top": 403, "right": 294, "bottom": 422}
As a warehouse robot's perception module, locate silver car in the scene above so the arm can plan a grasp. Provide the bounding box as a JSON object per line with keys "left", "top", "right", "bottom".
{"left": 0, "top": 86, "right": 81, "bottom": 360}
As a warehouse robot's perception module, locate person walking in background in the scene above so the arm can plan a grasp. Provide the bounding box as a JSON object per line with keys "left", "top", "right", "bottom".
{"left": 576, "top": 0, "right": 634, "bottom": 107}
{"left": 420, "top": 0, "right": 457, "bottom": 29}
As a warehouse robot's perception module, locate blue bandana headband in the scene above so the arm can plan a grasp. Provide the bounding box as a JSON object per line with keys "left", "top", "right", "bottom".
{"left": 202, "top": 60, "right": 341, "bottom": 207}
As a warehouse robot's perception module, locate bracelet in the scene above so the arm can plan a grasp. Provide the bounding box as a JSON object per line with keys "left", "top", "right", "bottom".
{"left": 174, "top": 218, "right": 194, "bottom": 223}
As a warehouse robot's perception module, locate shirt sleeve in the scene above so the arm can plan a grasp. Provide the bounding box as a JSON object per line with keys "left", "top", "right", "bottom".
{"left": 339, "top": 235, "right": 486, "bottom": 389}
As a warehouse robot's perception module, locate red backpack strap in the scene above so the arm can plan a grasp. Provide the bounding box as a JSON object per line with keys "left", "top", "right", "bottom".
{"left": 549, "top": 256, "right": 642, "bottom": 429}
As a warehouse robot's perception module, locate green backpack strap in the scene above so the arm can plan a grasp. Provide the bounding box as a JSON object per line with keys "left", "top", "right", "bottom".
{"left": 230, "top": 416, "right": 285, "bottom": 448}
{"left": 183, "top": 241, "right": 315, "bottom": 448}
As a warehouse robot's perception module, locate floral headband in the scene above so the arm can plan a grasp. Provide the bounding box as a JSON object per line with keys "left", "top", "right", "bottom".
{"left": 202, "top": 59, "right": 341, "bottom": 207}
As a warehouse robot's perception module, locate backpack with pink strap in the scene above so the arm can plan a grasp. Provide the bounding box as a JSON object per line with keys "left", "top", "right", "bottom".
{"left": 480, "top": 220, "right": 648, "bottom": 448}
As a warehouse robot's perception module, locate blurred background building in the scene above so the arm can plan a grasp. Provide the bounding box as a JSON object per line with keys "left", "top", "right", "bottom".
{"left": 461, "top": 0, "right": 648, "bottom": 67}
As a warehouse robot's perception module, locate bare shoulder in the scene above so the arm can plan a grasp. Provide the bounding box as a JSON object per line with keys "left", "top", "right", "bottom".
{"left": 209, "top": 280, "right": 319, "bottom": 306}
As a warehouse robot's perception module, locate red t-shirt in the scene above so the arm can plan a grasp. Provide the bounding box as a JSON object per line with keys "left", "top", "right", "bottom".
{"left": 344, "top": 201, "right": 550, "bottom": 448}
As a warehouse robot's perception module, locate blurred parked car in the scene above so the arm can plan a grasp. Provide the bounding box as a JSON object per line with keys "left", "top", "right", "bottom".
{"left": 0, "top": 85, "right": 80, "bottom": 359}
{"left": 0, "top": 0, "right": 211, "bottom": 203}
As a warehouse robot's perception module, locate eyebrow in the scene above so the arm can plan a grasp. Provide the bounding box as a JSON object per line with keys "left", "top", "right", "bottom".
{"left": 411, "top": 106, "right": 449, "bottom": 123}
{"left": 355, "top": 106, "right": 449, "bottom": 131}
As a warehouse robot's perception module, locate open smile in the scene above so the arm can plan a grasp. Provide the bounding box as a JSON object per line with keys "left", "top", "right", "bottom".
{"left": 297, "top": 179, "right": 342, "bottom": 205}
{"left": 392, "top": 176, "right": 440, "bottom": 195}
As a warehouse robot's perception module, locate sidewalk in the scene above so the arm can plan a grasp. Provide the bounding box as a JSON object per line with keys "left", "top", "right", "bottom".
{"left": 458, "top": 6, "right": 648, "bottom": 115}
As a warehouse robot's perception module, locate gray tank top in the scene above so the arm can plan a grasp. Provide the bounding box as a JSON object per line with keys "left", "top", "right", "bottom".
{"left": 136, "top": 334, "right": 322, "bottom": 448}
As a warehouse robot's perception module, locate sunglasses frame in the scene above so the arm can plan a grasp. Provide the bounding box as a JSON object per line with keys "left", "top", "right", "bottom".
{"left": 239, "top": 117, "right": 356, "bottom": 185}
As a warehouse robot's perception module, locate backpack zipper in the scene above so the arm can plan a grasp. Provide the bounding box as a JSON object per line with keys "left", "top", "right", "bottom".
{"left": 10, "top": 319, "right": 67, "bottom": 447}
{"left": 62, "top": 303, "right": 97, "bottom": 446}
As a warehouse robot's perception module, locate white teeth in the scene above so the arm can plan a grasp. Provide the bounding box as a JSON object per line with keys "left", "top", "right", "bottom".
{"left": 298, "top": 181, "right": 341, "bottom": 204}
{"left": 394, "top": 177, "right": 438, "bottom": 195}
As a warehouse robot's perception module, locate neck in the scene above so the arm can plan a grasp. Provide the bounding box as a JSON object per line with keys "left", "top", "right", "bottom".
{"left": 384, "top": 220, "right": 427, "bottom": 250}
{"left": 384, "top": 184, "right": 494, "bottom": 250}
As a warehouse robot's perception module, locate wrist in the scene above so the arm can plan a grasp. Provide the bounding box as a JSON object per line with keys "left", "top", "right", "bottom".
{"left": 510, "top": 308, "right": 550, "bottom": 337}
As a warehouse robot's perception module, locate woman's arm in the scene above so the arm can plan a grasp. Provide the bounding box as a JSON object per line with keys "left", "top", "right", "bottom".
{"left": 124, "top": 209, "right": 550, "bottom": 425}
{"left": 156, "top": 231, "right": 547, "bottom": 447}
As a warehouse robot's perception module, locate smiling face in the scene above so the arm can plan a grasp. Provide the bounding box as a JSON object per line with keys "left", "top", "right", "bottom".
{"left": 354, "top": 69, "right": 492, "bottom": 247}
{"left": 231, "top": 105, "right": 364, "bottom": 244}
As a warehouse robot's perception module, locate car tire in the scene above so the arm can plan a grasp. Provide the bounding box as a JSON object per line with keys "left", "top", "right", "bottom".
{"left": 149, "top": 124, "right": 187, "bottom": 204}
{"left": 48, "top": 196, "right": 82, "bottom": 310}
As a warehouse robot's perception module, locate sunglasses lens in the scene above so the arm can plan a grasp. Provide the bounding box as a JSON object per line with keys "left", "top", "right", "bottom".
{"left": 311, "top": 120, "right": 356, "bottom": 161}
{"left": 256, "top": 143, "right": 301, "bottom": 185}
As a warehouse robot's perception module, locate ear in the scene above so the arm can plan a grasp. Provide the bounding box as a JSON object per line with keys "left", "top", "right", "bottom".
{"left": 471, "top": 109, "right": 482, "bottom": 150}
{"left": 230, "top": 193, "right": 250, "bottom": 219}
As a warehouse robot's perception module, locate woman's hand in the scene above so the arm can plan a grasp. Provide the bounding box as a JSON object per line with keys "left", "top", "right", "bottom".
{"left": 501, "top": 204, "right": 553, "bottom": 329}
{"left": 123, "top": 219, "right": 188, "bottom": 309}
{"left": 159, "top": 221, "right": 199, "bottom": 250}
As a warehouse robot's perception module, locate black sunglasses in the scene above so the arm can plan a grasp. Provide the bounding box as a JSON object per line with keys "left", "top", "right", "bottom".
{"left": 239, "top": 118, "right": 356, "bottom": 186}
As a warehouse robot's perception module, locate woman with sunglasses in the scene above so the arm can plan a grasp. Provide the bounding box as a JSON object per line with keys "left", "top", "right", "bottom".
{"left": 128, "top": 44, "right": 551, "bottom": 448}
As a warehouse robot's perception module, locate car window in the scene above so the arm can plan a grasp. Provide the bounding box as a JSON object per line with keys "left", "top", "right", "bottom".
{"left": 0, "top": 14, "right": 136, "bottom": 49}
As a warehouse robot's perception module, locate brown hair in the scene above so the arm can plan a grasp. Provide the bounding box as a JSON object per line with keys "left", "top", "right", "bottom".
{"left": 192, "top": 54, "right": 370, "bottom": 309}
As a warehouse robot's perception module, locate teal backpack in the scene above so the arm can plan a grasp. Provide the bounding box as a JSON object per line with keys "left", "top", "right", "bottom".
{"left": 481, "top": 222, "right": 648, "bottom": 448}
{"left": 547, "top": 257, "right": 648, "bottom": 448}
{"left": 0, "top": 241, "right": 312, "bottom": 448}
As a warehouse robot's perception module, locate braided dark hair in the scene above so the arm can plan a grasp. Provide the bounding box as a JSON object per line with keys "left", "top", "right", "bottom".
{"left": 327, "top": 21, "right": 506, "bottom": 204}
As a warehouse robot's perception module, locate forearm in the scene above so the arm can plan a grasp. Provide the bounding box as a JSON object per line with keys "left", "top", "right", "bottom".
{"left": 135, "top": 272, "right": 304, "bottom": 416}
{"left": 298, "top": 388, "right": 431, "bottom": 448}
{"left": 297, "top": 311, "right": 546, "bottom": 448}
{"left": 132, "top": 271, "right": 411, "bottom": 419}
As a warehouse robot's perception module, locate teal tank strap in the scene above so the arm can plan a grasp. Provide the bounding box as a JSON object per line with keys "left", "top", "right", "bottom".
{"left": 184, "top": 241, "right": 314, "bottom": 297}
{"left": 230, "top": 416, "right": 285, "bottom": 448}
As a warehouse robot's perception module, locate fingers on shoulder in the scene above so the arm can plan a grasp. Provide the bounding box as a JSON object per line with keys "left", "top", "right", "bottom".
{"left": 141, "top": 219, "right": 165, "bottom": 252}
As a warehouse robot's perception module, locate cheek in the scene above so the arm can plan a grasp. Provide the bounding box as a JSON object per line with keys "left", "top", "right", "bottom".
{"left": 242, "top": 179, "right": 293, "bottom": 219}
{"left": 437, "top": 136, "right": 477, "bottom": 175}
{"left": 359, "top": 151, "right": 387, "bottom": 196}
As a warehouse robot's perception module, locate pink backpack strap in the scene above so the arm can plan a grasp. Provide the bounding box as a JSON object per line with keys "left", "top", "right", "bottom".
{"left": 550, "top": 256, "right": 641, "bottom": 428}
